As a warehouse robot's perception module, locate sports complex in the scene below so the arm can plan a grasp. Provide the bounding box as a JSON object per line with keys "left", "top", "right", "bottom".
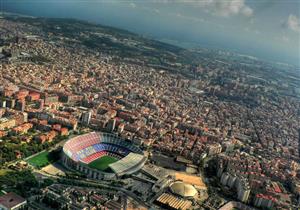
{"left": 62, "top": 132, "right": 147, "bottom": 180}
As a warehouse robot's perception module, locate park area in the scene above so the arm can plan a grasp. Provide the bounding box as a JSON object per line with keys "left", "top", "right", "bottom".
{"left": 26, "top": 150, "right": 60, "bottom": 168}
{"left": 26, "top": 151, "right": 51, "bottom": 168}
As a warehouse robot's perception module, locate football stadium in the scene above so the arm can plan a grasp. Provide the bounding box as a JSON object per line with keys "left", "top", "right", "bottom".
{"left": 62, "top": 132, "right": 147, "bottom": 180}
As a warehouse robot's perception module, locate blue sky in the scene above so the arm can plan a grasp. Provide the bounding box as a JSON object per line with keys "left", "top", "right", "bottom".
{"left": 2, "top": 0, "right": 300, "bottom": 66}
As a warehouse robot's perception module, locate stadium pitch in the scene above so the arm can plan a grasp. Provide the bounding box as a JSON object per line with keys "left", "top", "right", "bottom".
{"left": 88, "top": 156, "right": 118, "bottom": 171}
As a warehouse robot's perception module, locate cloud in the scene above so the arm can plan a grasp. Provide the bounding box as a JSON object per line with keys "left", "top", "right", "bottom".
{"left": 153, "top": 0, "right": 253, "bottom": 17}
{"left": 129, "top": 2, "right": 137, "bottom": 8}
{"left": 244, "top": 27, "right": 250, "bottom": 32}
{"left": 254, "top": 30, "right": 261, "bottom": 35}
{"left": 243, "top": 27, "right": 261, "bottom": 35}
{"left": 176, "top": 12, "right": 205, "bottom": 22}
{"left": 154, "top": 8, "right": 160, "bottom": 14}
{"left": 241, "top": 6, "right": 253, "bottom": 17}
{"left": 284, "top": 14, "right": 300, "bottom": 33}
{"left": 282, "top": 35, "right": 289, "bottom": 43}
{"left": 212, "top": 0, "right": 253, "bottom": 17}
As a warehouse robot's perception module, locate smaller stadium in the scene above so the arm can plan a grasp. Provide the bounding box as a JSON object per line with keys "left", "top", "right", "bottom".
{"left": 62, "top": 132, "right": 146, "bottom": 180}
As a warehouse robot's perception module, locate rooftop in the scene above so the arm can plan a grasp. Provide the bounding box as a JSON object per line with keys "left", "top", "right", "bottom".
{"left": 170, "top": 181, "right": 198, "bottom": 198}
{"left": 0, "top": 192, "right": 26, "bottom": 209}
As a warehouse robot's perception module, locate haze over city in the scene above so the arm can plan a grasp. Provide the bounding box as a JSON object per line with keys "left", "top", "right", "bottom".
{"left": 3, "top": 0, "right": 300, "bottom": 66}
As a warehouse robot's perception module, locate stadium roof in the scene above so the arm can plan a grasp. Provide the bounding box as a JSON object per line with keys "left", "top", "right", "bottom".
{"left": 109, "top": 152, "right": 146, "bottom": 176}
{"left": 170, "top": 181, "right": 197, "bottom": 198}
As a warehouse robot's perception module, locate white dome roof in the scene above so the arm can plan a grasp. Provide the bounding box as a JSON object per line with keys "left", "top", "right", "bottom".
{"left": 170, "top": 181, "right": 197, "bottom": 198}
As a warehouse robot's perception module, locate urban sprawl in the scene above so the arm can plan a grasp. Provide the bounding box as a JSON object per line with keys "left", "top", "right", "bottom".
{"left": 0, "top": 15, "right": 299, "bottom": 210}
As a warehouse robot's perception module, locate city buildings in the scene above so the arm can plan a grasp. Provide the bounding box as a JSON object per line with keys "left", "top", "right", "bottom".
{"left": 0, "top": 15, "right": 299, "bottom": 210}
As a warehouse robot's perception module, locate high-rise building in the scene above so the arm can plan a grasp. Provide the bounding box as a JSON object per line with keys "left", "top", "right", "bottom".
{"left": 228, "top": 174, "right": 238, "bottom": 188}
{"left": 237, "top": 177, "right": 251, "bottom": 203}
{"left": 0, "top": 100, "right": 6, "bottom": 108}
{"left": 15, "top": 100, "right": 25, "bottom": 112}
{"left": 254, "top": 194, "right": 276, "bottom": 209}
{"left": 106, "top": 118, "right": 116, "bottom": 132}
{"left": 6, "top": 99, "right": 15, "bottom": 109}
{"left": 221, "top": 172, "right": 230, "bottom": 186}
{"left": 81, "top": 110, "right": 92, "bottom": 126}
{"left": 37, "top": 99, "right": 44, "bottom": 110}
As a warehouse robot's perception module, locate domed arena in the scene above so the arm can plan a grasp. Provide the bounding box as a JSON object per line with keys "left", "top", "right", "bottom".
{"left": 170, "top": 181, "right": 198, "bottom": 198}
{"left": 62, "top": 132, "right": 147, "bottom": 180}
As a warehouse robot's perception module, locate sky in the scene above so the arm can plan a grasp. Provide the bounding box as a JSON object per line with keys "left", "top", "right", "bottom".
{"left": 2, "top": 0, "right": 300, "bottom": 66}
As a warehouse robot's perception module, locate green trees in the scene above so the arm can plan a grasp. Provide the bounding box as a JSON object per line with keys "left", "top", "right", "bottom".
{"left": 0, "top": 134, "right": 66, "bottom": 166}
{"left": 0, "top": 169, "right": 38, "bottom": 197}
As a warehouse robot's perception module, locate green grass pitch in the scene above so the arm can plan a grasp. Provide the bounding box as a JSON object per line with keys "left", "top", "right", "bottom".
{"left": 88, "top": 155, "right": 118, "bottom": 171}
{"left": 26, "top": 151, "right": 50, "bottom": 168}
